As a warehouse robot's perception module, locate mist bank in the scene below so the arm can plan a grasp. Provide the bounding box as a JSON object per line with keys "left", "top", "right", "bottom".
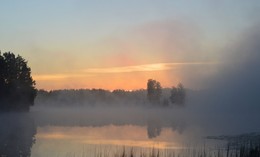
{"left": 35, "top": 87, "right": 184, "bottom": 107}
{"left": 36, "top": 88, "right": 148, "bottom": 107}
{"left": 31, "top": 87, "right": 260, "bottom": 138}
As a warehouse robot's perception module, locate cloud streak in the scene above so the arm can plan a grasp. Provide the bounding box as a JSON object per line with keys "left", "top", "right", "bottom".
{"left": 34, "top": 62, "right": 218, "bottom": 80}
{"left": 83, "top": 62, "right": 218, "bottom": 74}
{"left": 33, "top": 74, "right": 94, "bottom": 81}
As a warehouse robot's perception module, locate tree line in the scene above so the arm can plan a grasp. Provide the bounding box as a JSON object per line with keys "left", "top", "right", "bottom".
{"left": 36, "top": 80, "right": 185, "bottom": 107}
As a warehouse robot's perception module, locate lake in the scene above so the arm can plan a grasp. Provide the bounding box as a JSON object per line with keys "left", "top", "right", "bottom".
{"left": 0, "top": 107, "right": 247, "bottom": 157}
{"left": 32, "top": 125, "right": 187, "bottom": 157}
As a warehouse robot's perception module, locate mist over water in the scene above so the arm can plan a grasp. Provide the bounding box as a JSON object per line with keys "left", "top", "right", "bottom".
{"left": 32, "top": 22, "right": 260, "bottom": 134}
{"left": 2, "top": 40, "right": 260, "bottom": 157}
{"left": 27, "top": 26, "right": 260, "bottom": 155}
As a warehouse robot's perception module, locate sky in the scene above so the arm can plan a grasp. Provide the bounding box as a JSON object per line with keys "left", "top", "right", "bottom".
{"left": 1, "top": 0, "right": 259, "bottom": 90}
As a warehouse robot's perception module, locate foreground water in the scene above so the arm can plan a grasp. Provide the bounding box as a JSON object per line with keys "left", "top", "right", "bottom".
{"left": 5, "top": 104, "right": 260, "bottom": 157}
{"left": 0, "top": 110, "right": 230, "bottom": 157}
{"left": 32, "top": 125, "right": 188, "bottom": 156}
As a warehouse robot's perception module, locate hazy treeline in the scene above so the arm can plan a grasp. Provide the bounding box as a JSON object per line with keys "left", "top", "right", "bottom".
{"left": 35, "top": 88, "right": 180, "bottom": 107}
{"left": 36, "top": 88, "right": 146, "bottom": 107}
{"left": 35, "top": 79, "right": 185, "bottom": 107}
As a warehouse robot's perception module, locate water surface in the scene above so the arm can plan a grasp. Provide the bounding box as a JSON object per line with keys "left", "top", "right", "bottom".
{"left": 31, "top": 125, "right": 186, "bottom": 156}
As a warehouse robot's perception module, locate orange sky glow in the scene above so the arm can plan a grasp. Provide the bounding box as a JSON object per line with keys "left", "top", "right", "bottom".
{"left": 1, "top": 0, "right": 256, "bottom": 91}
{"left": 33, "top": 62, "right": 218, "bottom": 90}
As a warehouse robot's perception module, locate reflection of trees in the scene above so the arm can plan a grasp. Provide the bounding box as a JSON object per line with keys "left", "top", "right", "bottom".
{"left": 34, "top": 109, "right": 186, "bottom": 139}
{"left": 0, "top": 113, "right": 36, "bottom": 157}
{"left": 146, "top": 119, "right": 186, "bottom": 139}
{"left": 147, "top": 120, "right": 162, "bottom": 138}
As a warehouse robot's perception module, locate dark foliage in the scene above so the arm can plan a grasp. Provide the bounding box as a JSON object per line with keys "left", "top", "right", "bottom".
{"left": 147, "top": 79, "right": 162, "bottom": 105}
{"left": 170, "top": 83, "right": 186, "bottom": 105}
{"left": 0, "top": 52, "right": 37, "bottom": 111}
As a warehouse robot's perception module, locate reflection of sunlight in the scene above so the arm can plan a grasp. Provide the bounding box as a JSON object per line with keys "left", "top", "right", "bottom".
{"left": 36, "top": 125, "right": 181, "bottom": 149}
{"left": 81, "top": 139, "right": 180, "bottom": 149}
{"left": 37, "top": 133, "right": 70, "bottom": 139}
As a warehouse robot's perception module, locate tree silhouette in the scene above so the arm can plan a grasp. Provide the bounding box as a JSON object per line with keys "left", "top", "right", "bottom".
{"left": 147, "top": 79, "right": 162, "bottom": 104}
{"left": 170, "top": 83, "right": 186, "bottom": 105}
{"left": 0, "top": 52, "right": 37, "bottom": 111}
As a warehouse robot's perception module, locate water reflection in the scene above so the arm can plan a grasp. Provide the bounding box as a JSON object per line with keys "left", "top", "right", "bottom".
{"left": 0, "top": 113, "right": 36, "bottom": 157}
{"left": 0, "top": 112, "right": 215, "bottom": 157}
{"left": 31, "top": 125, "right": 182, "bottom": 157}
{"left": 0, "top": 108, "right": 188, "bottom": 157}
{"left": 32, "top": 107, "right": 187, "bottom": 139}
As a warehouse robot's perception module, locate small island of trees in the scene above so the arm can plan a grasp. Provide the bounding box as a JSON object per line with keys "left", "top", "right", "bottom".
{"left": 147, "top": 79, "right": 186, "bottom": 106}
{"left": 0, "top": 52, "right": 37, "bottom": 111}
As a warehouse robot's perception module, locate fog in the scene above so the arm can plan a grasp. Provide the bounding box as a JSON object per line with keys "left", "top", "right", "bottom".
{"left": 1, "top": 1, "right": 260, "bottom": 157}
{"left": 1, "top": 20, "right": 260, "bottom": 157}
{"left": 28, "top": 23, "right": 260, "bottom": 141}
{"left": 185, "top": 23, "right": 260, "bottom": 135}
{"left": 200, "top": 23, "right": 260, "bottom": 132}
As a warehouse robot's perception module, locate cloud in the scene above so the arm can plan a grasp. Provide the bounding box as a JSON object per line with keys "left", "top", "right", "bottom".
{"left": 33, "top": 74, "right": 93, "bottom": 81}
{"left": 83, "top": 62, "right": 218, "bottom": 74}
{"left": 33, "top": 74, "right": 71, "bottom": 81}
